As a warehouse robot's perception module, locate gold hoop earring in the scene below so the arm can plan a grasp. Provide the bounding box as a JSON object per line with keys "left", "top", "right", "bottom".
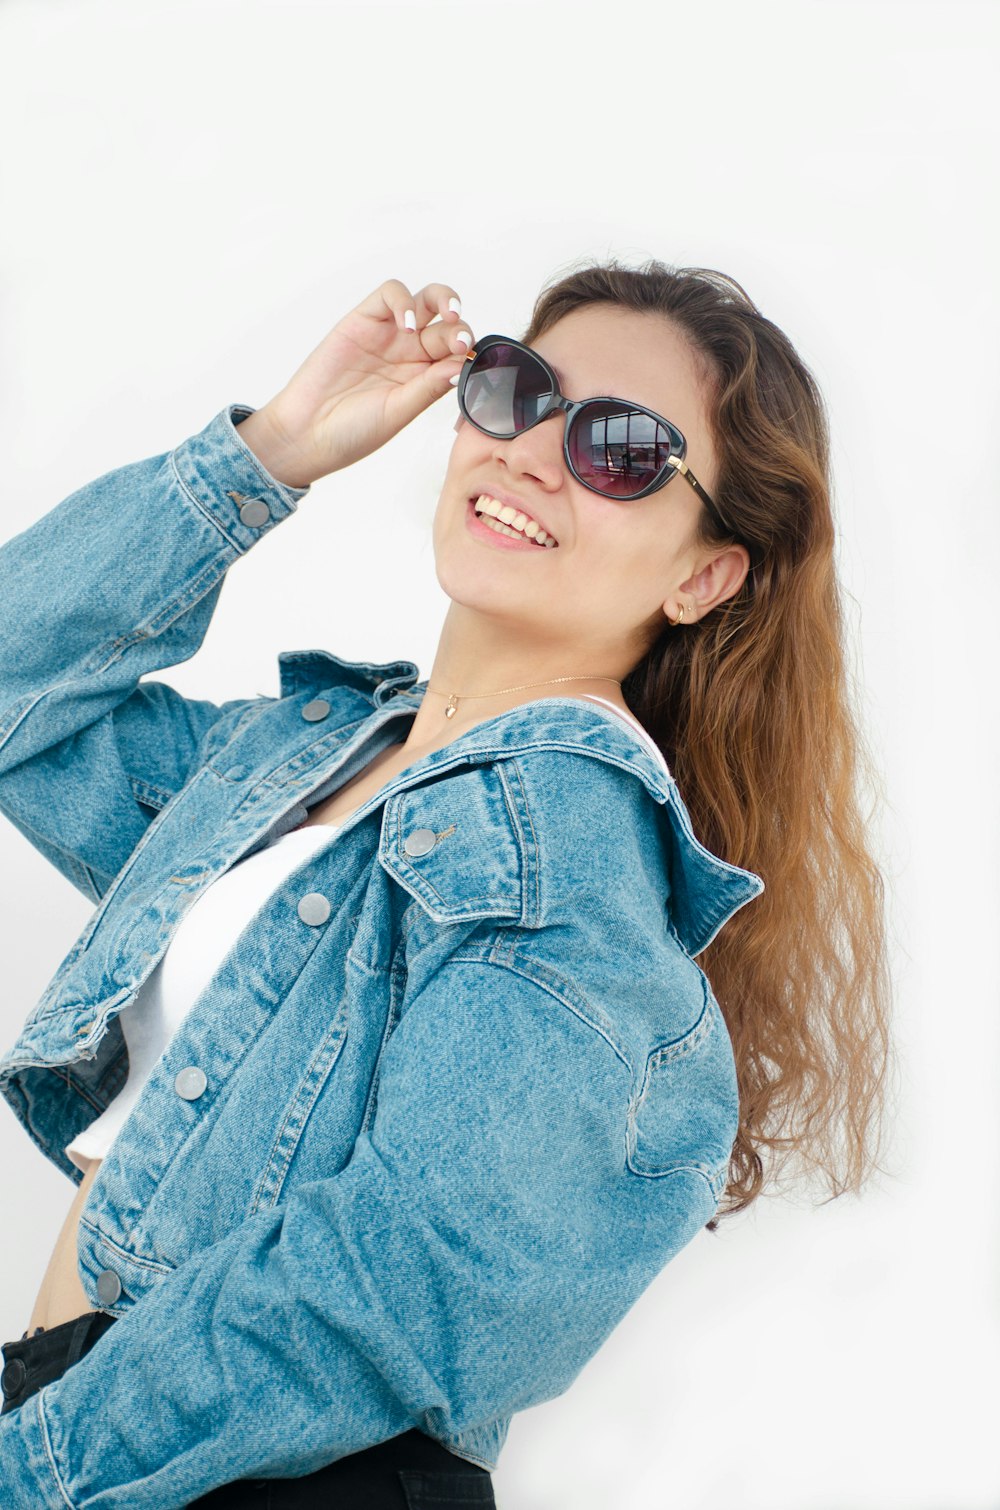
{"left": 666, "top": 603, "right": 687, "bottom": 627}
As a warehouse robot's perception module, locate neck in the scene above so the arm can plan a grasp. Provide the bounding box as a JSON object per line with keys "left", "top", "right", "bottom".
{"left": 399, "top": 604, "right": 630, "bottom": 751}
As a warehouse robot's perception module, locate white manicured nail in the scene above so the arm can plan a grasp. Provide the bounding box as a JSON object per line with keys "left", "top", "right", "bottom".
{"left": 455, "top": 330, "right": 471, "bottom": 350}
{"left": 448, "top": 297, "right": 461, "bottom": 315}
{"left": 448, "top": 372, "right": 460, "bottom": 385}
{"left": 403, "top": 308, "right": 416, "bottom": 331}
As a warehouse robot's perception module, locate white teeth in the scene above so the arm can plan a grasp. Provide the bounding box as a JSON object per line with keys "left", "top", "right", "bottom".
{"left": 486, "top": 519, "right": 526, "bottom": 539}
{"left": 473, "top": 494, "right": 557, "bottom": 547}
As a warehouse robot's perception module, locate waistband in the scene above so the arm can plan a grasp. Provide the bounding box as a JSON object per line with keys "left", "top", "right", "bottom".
{"left": 1, "top": 1309, "right": 117, "bottom": 1415}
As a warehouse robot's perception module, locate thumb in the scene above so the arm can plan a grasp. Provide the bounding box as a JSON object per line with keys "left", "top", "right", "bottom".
{"left": 413, "top": 348, "right": 468, "bottom": 407}
{"left": 391, "top": 353, "right": 467, "bottom": 427}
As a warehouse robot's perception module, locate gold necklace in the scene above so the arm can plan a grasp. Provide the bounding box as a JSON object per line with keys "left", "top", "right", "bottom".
{"left": 425, "top": 675, "right": 623, "bottom": 720}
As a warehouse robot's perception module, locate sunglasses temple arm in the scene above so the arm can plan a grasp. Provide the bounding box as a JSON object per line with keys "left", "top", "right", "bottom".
{"left": 666, "top": 455, "right": 730, "bottom": 538}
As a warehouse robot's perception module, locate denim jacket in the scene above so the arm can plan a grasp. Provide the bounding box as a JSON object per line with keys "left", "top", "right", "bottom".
{"left": 0, "top": 404, "right": 765, "bottom": 1508}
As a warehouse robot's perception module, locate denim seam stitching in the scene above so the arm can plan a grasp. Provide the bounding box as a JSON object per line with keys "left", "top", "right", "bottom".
{"left": 35, "top": 1390, "right": 75, "bottom": 1509}
{"left": 168, "top": 451, "right": 255, "bottom": 553}
{"left": 472, "top": 949, "right": 631, "bottom": 1071}
{"left": 75, "top": 1219, "right": 174, "bottom": 1277}
{"left": 646, "top": 975, "right": 713, "bottom": 1066}
{"left": 249, "top": 999, "right": 351, "bottom": 1214}
{"left": 497, "top": 758, "right": 541, "bottom": 925}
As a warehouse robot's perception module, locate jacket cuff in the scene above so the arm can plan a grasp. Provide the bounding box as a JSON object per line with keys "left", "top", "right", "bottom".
{"left": 169, "top": 404, "right": 311, "bottom": 555}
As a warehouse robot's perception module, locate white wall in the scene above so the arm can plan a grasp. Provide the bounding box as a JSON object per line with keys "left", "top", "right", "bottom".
{"left": 0, "top": 1, "right": 997, "bottom": 1505}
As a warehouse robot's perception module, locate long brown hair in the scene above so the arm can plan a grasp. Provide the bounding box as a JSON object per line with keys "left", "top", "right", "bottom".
{"left": 521, "top": 258, "right": 896, "bottom": 1229}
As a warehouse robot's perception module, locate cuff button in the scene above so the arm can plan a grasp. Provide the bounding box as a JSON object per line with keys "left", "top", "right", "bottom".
{"left": 239, "top": 499, "right": 271, "bottom": 528}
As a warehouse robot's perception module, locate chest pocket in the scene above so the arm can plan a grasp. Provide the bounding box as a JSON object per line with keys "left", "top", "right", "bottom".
{"left": 378, "top": 761, "right": 532, "bottom": 925}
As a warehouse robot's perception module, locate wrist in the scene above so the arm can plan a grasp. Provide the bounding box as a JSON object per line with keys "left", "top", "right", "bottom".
{"left": 235, "top": 407, "right": 317, "bottom": 491}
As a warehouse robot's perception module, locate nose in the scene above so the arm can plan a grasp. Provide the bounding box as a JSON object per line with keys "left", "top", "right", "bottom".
{"left": 492, "top": 408, "right": 568, "bottom": 487}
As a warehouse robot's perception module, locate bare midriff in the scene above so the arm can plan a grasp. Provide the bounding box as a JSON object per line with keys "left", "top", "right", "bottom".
{"left": 28, "top": 1156, "right": 104, "bottom": 1332}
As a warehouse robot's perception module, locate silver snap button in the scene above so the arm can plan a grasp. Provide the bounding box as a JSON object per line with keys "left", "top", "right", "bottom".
{"left": 174, "top": 1066, "right": 208, "bottom": 1100}
{"left": 301, "top": 698, "right": 331, "bottom": 722}
{"left": 96, "top": 1269, "right": 122, "bottom": 1305}
{"left": 402, "top": 827, "right": 437, "bottom": 857}
{"left": 297, "top": 892, "right": 331, "bottom": 926}
{"left": 239, "top": 499, "right": 270, "bottom": 528}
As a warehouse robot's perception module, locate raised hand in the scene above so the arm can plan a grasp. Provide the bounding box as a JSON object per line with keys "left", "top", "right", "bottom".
{"left": 237, "top": 279, "right": 472, "bottom": 488}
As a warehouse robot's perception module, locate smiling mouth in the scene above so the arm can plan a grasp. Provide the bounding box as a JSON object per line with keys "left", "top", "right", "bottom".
{"left": 469, "top": 494, "right": 558, "bottom": 547}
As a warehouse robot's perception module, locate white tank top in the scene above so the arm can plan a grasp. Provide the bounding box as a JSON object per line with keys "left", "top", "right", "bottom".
{"left": 62, "top": 696, "right": 666, "bottom": 1174}
{"left": 64, "top": 822, "right": 341, "bottom": 1173}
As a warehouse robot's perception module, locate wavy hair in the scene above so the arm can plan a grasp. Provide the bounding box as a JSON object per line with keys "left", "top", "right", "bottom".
{"left": 520, "top": 259, "right": 896, "bottom": 1229}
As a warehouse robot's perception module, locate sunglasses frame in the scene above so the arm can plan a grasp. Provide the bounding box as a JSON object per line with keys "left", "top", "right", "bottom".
{"left": 456, "top": 333, "right": 728, "bottom": 533}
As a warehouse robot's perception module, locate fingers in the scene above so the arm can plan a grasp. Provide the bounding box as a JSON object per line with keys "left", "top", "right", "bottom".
{"left": 411, "top": 282, "right": 463, "bottom": 328}
{"left": 355, "top": 278, "right": 472, "bottom": 355}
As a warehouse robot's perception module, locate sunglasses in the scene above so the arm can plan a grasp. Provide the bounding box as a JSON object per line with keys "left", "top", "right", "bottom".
{"left": 456, "top": 333, "right": 734, "bottom": 540}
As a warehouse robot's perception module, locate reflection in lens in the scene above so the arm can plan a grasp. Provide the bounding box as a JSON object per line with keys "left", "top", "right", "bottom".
{"left": 462, "top": 343, "right": 552, "bottom": 436}
{"left": 570, "top": 401, "right": 674, "bottom": 496}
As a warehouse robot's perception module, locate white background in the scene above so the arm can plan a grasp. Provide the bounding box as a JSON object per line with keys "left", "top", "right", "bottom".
{"left": 1, "top": 2, "right": 998, "bottom": 1506}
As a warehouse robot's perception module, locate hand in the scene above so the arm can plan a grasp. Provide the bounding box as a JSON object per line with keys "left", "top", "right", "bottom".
{"left": 239, "top": 279, "right": 472, "bottom": 488}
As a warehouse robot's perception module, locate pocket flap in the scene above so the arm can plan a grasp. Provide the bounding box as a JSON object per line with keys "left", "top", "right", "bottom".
{"left": 378, "top": 763, "right": 526, "bottom": 925}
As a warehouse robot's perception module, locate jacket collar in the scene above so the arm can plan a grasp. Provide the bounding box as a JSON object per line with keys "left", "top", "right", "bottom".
{"left": 274, "top": 649, "right": 765, "bottom": 958}
{"left": 277, "top": 648, "right": 677, "bottom": 803}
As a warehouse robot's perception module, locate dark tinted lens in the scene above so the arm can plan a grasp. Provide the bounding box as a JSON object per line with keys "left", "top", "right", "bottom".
{"left": 461, "top": 342, "right": 553, "bottom": 436}
{"left": 568, "top": 401, "right": 675, "bottom": 497}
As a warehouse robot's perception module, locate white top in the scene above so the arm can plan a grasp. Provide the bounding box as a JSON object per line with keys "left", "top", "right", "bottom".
{"left": 63, "top": 697, "right": 664, "bottom": 1175}
{"left": 64, "top": 821, "right": 341, "bottom": 1173}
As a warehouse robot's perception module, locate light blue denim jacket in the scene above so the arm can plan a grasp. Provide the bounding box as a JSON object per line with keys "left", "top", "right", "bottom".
{"left": 0, "top": 404, "right": 764, "bottom": 1507}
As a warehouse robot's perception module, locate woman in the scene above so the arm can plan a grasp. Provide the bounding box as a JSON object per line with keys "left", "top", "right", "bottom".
{"left": 0, "top": 262, "right": 893, "bottom": 1506}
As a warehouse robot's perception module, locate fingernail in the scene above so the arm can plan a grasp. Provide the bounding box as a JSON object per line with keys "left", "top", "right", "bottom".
{"left": 448, "top": 372, "right": 460, "bottom": 385}
{"left": 448, "top": 297, "right": 461, "bottom": 316}
{"left": 403, "top": 308, "right": 416, "bottom": 331}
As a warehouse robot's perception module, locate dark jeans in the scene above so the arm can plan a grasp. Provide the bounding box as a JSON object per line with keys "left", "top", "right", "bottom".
{"left": 1, "top": 1311, "right": 496, "bottom": 1508}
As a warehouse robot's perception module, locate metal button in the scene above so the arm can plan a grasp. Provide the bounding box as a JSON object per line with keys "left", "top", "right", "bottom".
{"left": 301, "top": 698, "right": 331, "bottom": 722}
{"left": 174, "top": 1066, "right": 208, "bottom": 1100}
{"left": 1, "top": 1358, "right": 27, "bottom": 1399}
{"left": 96, "top": 1270, "right": 122, "bottom": 1305}
{"left": 297, "top": 892, "right": 331, "bottom": 926}
{"left": 402, "top": 827, "right": 437, "bottom": 857}
{"left": 239, "top": 499, "right": 270, "bottom": 528}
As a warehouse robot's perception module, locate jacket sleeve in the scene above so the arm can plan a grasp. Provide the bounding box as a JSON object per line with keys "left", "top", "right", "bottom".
{"left": 0, "top": 949, "right": 728, "bottom": 1509}
{"left": 0, "top": 405, "right": 309, "bottom": 902}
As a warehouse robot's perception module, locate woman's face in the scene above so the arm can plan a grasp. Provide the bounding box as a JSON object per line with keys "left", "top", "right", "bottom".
{"left": 432, "top": 303, "right": 746, "bottom": 669}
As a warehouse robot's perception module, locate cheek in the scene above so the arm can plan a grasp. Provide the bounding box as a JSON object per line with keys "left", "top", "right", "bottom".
{"left": 443, "top": 422, "right": 485, "bottom": 478}
{"left": 594, "top": 527, "right": 675, "bottom": 601}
